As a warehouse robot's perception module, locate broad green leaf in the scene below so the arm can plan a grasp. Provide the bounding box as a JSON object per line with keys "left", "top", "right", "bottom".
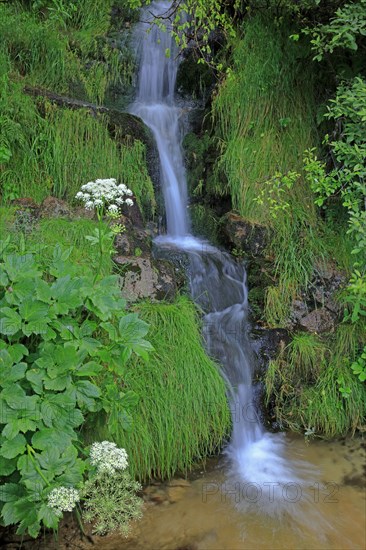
{"left": 0, "top": 362, "right": 27, "bottom": 386}
{"left": 3, "top": 254, "right": 40, "bottom": 282}
{"left": 118, "top": 313, "right": 150, "bottom": 342}
{"left": 0, "top": 308, "right": 22, "bottom": 335}
{"left": 43, "top": 375, "right": 71, "bottom": 391}
{"left": 0, "top": 456, "right": 17, "bottom": 475}
{"left": 22, "top": 318, "right": 52, "bottom": 337}
{"left": 7, "top": 344, "right": 29, "bottom": 363}
{"left": 80, "top": 320, "right": 97, "bottom": 337}
{"left": 31, "top": 429, "right": 73, "bottom": 452}
{"left": 0, "top": 434, "right": 27, "bottom": 459}
{"left": 2, "top": 417, "right": 38, "bottom": 439}
{"left": 19, "top": 298, "right": 49, "bottom": 322}
{"left": 75, "top": 361, "right": 103, "bottom": 376}
{"left": 26, "top": 369, "right": 44, "bottom": 395}
{"left": 1, "top": 384, "right": 26, "bottom": 408}
{"left": 34, "top": 279, "right": 52, "bottom": 303}
{"left": 0, "top": 483, "right": 26, "bottom": 502}
{"left": 37, "top": 504, "right": 60, "bottom": 530}
{"left": 74, "top": 380, "right": 100, "bottom": 410}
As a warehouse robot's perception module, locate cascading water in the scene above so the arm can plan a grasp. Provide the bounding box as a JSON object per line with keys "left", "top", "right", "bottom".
{"left": 130, "top": 1, "right": 189, "bottom": 240}
{"left": 130, "top": 1, "right": 320, "bottom": 521}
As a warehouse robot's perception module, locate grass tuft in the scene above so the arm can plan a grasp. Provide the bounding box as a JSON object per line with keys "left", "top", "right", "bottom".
{"left": 84, "top": 296, "right": 231, "bottom": 480}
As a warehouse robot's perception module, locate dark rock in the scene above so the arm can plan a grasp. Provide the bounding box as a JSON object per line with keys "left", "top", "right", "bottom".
{"left": 251, "top": 327, "right": 291, "bottom": 374}
{"left": 39, "top": 196, "right": 71, "bottom": 218}
{"left": 11, "top": 198, "right": 39, "bottom": 233}
{"left": 114, "top": 212, "right": 154, "bottom": 258}
{"left": 11, "top": 197, "right": 39, "bottom": 211}
{"left": 284, "top": 261, "right": 345, "bottom": 331}
{"left": 221, "top": 212, "right": 268, "bottom": 256}
{"left": 298, "top": 307, "right": 336, "bottom": 334}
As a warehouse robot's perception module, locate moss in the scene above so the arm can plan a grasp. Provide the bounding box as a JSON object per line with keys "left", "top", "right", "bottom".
{"left": 189, "top": 204, "right": 220, "bottom": 244}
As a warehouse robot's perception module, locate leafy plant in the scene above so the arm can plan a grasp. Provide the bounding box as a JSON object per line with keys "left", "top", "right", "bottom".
{"left": 351, "top": 347, "right": 366, "bottom": 382}
{"left": 0, "top": 241, "right": 152, "bottom": 537}
{"left": 82, "top": 470, "right": 143, "bottom": 536}
{"left": 254, "top": 170, "right": 298, "bottom": 220}
{"left": 303, "top": 0, "right": 366, "bottom": 61}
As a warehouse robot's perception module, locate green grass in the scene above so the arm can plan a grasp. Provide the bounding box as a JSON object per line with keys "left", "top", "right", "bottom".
{"left": 84, "top": 296, "right": 231, "bottom": 481}
{"left": 264, "top": 323, "right": 366, "bottom": 437}
{"left": 0, "top": 85, "right": 155, "bottom": 216}
{"left": 0, "top": 207, "right": 113, "bottom": 276}
{"left": 210, "top": 16, "right": 332, "bottom": 325}
{"left": 0, "top": 1, "right": 132, "bottom": 103}
{"left": 211, "top": 16, "right": 317, "bottom": 220}
{"left": 298, "top": 362, "right": 366, "bottom": 437}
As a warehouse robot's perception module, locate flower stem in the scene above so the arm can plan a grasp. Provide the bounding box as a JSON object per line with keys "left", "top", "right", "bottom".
{"left": 27, "top": 445, "right": 50, "bottom": 486}
{"left": 93, "top": 207, "right": 104, "bottom": 283}
{"left": 75, "top": 503, "right": 87, "bottom": 537}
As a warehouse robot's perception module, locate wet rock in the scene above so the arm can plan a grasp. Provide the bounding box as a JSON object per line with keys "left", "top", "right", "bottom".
{"left": 298, "top": 307, "right": 336, "bottom": 334}
{"left": 221, "top": 212, "right": 268, "bottom": 256}
{"left": 113, "top": 202, "right": 156, "bottom": 257}
{"left": 147, "top": 488, "right": 168, "bottom": 504}
{"left": 285, "top": 262, "right": 345, "bottom": 331}
{"left": 167, "top": 486, "right": 187, "bottom": 503}
{"left": 39, "top": 196, "right": 71, "bottom": 218}
{"left": 167, "top": 478, "right": 191, "bottom": 488}
{"left": 108, "top": 111, "right": 160, "bottom": 195}
{"left": 251, "top": 327, "right": 291, "bottom": 372}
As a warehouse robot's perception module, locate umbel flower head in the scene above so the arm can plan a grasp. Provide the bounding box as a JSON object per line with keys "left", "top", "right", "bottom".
{"left": 47, "top": 486, "right": 80, "bottom": 516}
{"left": 90, "top": 441, "right": 128, "bottom": 475}
{"left": 75, "top": 178, "right": 134, "bottom": 212}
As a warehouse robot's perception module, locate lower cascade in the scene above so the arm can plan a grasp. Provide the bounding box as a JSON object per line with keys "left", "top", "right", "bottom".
{"left": 130, "top": 0, "right": 323, "bottom": 523}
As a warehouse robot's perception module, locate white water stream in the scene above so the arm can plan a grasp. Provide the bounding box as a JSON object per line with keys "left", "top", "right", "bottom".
{"left": 130, "top": 0, "right": 322, "bottom": 521}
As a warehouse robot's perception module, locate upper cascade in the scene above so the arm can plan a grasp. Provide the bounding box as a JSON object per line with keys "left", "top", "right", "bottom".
{"left": 130, "top": 1, "right": 189, "bottom": 238}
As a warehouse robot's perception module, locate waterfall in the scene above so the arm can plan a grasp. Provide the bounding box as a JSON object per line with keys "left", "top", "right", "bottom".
{"left": 130, "top": 0, "right": 189, "bottom": 239}
{"left": 130, "top": 1, "right": 316, "bottom": 517}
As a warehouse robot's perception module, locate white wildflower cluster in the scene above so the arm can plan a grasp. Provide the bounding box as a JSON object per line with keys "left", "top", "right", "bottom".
{"left": 75, "top": 178, "right": 134, "bottom": 212}
{"left": 47, "top": 486, "right": 80, "bottom": 516}
{"left": 90, "top": 441, "right": 129, "bottom": 475}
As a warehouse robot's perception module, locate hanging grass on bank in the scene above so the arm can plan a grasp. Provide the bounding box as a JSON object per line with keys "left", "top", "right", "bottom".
{"left": 0, "top": 0, "right": 132, "bottom": 103}
{"left": 265, "top": 325, "right": 366, "bottom": 437}
{"left": 212, "top": 16, "right": 317, "bottom": 221}
{"left": 85, "top": 296, "right": 231, "bottom": 481}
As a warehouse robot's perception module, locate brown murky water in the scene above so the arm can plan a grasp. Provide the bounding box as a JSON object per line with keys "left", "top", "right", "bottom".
{"left": 101, "top": 435, "right": 365, "bottom": 550}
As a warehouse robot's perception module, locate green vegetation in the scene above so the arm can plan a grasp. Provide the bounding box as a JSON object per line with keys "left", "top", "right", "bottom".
{"left": 1, "top": 0, "right": 366, "bottom": 540}
{"left": 0, "top": 0, "right": 133, "bottom": 102}
{"left": 211, "top": 16, "right": 316, "bottom": 218}
{"left": 86, "top": 296, "right": 231, "bottom": 480}
{"left": 0, "top": 85, "right": 155, "bottom": 214}
{"left": 0, "top": 207, "right": 114, "bottom": 277}
{"left": 0, "top": 237, "right": 151, "bottom": 537}
{"left": 210, "top": 16, "right": 329, "bottom": 324}
{"left": 265, "top": 325, "right": 366, "bottom": 437}
{"left": 0, "top": 1, "right": 154, "bottom": 218}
